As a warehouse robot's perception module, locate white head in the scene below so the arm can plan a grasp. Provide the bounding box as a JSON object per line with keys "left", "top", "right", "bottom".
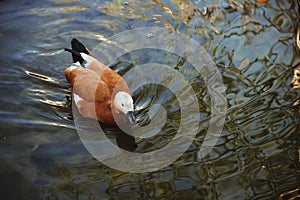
{"left": 113, "top": 91, "right": 136, "bottom": 124}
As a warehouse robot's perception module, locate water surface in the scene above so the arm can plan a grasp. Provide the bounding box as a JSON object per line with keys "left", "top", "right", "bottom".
{"left": 0, "top": 0, "right": 299, "bottom": 199}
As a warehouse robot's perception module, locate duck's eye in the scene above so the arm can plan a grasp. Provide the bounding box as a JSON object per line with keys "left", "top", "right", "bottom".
{"left": 121, "top": 103, "right": 124, "bottom": 107}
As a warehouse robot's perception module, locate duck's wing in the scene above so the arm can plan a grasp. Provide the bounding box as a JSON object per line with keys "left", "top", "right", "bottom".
{"left": 64, "top": 66, "right": 111, "bottom": 102}
{"left": 67, "top": 51, "right": 130, "bottom": 96}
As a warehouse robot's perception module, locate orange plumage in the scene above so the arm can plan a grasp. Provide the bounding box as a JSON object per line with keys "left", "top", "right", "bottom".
{"left": 64, "top": 38, "right": 135, "bottom": 126}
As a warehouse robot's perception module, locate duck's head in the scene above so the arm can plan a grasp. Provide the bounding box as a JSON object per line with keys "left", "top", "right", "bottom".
{"left": 290, "top": 65, "right": 300, "bottom": 89}
{"left": 113, "top": 91, "right": 136, "bottom": 125}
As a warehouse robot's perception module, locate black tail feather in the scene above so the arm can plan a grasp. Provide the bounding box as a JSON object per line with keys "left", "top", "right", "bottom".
{"left": 64, "top": 48, "right": 81, "bottom": 57}
{"left": 64, "top": 48, "right": 85, "bottom": 64}
{"left": 65, "top": 38, "right": 90, "bottom": 64}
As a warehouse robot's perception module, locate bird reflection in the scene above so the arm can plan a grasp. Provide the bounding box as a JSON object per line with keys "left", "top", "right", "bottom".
{"left": 115, "top": 131, "right": 137, "bottom": 152}
{"left": 98, "top": 122, "right": 138, "bottom": 152}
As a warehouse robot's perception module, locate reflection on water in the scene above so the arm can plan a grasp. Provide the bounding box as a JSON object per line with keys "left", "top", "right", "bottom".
{"left": 0, "top": 0, "right": 299, "bottom": 199}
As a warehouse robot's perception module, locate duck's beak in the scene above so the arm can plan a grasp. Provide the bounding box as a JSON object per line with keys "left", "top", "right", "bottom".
{"left": 127, "top": 111, "right": 136, "bottom": 125}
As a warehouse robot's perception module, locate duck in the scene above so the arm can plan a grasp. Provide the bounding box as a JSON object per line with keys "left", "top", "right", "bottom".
{"left": 64, "top": 38, "right": 136, "bottom": 126}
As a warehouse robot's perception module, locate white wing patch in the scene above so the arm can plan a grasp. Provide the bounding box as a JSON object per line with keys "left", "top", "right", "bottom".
{"left": 80, "top": 53, "right": 95, "bottom": 69}
{"left": 73, "top": 93, "right": 83, "bottom": 106}
{"left": 68, "top": 62, "right": 81, "bottom": 70}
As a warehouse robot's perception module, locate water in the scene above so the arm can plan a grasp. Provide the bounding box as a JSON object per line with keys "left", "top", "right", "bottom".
{"left": 0, "top": 0, "right": 299, "bottom": 199}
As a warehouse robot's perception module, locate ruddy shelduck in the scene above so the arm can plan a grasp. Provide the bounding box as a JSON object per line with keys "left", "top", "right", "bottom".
{"left": 64, "top": 38, "right": 136, "bottom": 126}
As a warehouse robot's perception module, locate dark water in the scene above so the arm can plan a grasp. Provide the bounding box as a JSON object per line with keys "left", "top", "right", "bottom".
{"left": 0, "top": 0, "right": 300, "bottom": 199}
